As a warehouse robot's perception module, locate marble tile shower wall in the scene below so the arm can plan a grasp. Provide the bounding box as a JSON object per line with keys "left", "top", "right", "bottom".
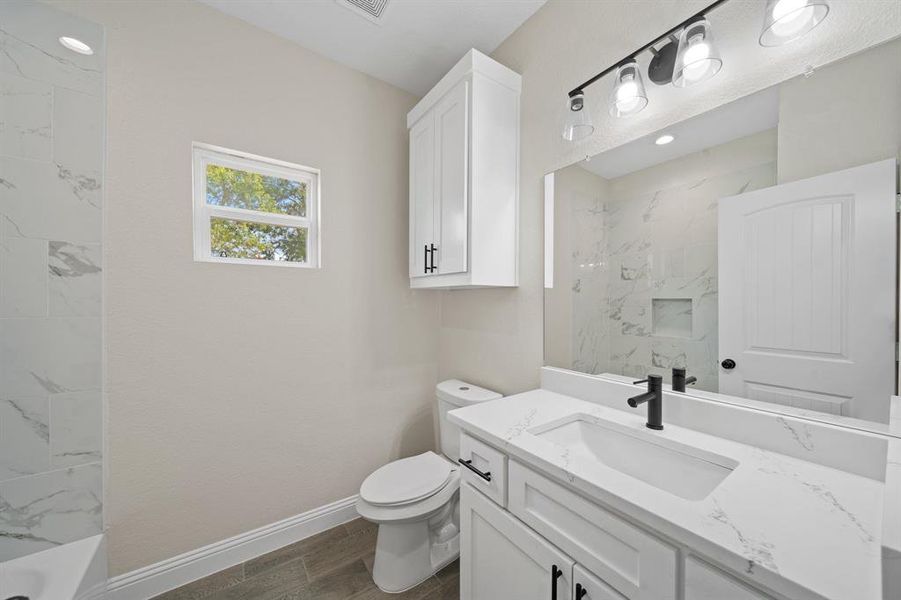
{"left": 572, "top": 149, "right": 776, "bottom": 391}
{"left": 0, "top": 2, "right": 104, "bottom": 562}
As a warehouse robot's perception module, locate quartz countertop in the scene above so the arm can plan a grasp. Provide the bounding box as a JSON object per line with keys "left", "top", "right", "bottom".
{"left": 449, "top": 389, "right": 884, "bottom": 600}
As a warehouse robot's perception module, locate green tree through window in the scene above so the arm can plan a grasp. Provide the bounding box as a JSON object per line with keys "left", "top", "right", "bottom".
{"left": 206, "top": 165, "right": 308, "bottom": 262}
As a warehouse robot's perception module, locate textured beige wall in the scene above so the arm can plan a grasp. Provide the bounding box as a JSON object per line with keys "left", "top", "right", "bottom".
{"left": 49, "top": 0, "right": 439, "bottom": 575}
{"left": 439, "top": 0, "right": 901, "bottom": 397}
{"left": 777, "top": 37, "right": 901, "bottom": 183}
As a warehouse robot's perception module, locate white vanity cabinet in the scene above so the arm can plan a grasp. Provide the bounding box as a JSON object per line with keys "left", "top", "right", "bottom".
{"left": 459, "top": 434, "right": 783, "bottom": 600}
{"left": 407, "top": 49, "right": 520, "bottom": 289}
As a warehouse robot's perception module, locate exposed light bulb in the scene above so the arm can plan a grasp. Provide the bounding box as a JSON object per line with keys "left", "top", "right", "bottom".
{"left": 608, "top": 62, "right": 648, "bottom": 118}
{"left": 681, "top": 36, "right": 712, "bottom": 83}
{"left": 615, "top": 76, "right": 641, "bottom": 113}
{"left": 771, "top": 0, "right": 816, "bottom": 37}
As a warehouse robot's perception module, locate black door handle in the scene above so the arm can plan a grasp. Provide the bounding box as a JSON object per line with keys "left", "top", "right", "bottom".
{"left": 551, "top": 564, "right": 563, "bottom": 600}
{"left": 458, "top": 458, "right": 491, "bottom": 481}
{"left": 424, "top": 244, "right": 430, "bottom": 274}
{"left": 575, "top": 582, "right": 588, "bottom": 599}
{"left": 429, "top": 243, "right": 437, "bottom": 273}
{"left": 721, "top": 358, "right": 736, "bottom": 370}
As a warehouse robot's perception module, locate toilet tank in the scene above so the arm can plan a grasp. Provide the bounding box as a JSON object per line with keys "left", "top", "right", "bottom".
{"left": 436, "top": 379, "right": 502, "bottom": 461}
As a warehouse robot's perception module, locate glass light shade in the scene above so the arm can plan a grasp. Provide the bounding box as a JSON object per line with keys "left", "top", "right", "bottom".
{"left": 673, "top": 18, "right": 722, "bottom": 88}
{"left": 759, "top": 0, "right": 829, "bottom": 46}
{"left": 562, "top": 92, "right": 594, "bottom": 141}
{"left": 608, "top": 62, "right": 648, "bottom": 118}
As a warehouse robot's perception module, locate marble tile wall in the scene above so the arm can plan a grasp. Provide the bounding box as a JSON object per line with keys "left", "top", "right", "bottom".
{"left": 570, "top": 132, "right": 777, "bottom": 392}
{"left": 0, "top": 1, "right": 104, "bottom": 562}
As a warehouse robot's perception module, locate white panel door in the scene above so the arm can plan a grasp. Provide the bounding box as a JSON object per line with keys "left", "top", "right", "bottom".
{"left": 434, "top": 79, "right": 469, "bottom": 275}
{"left": 460, "top": 484, "right": 574, "bottom": 600}
{"left": 409, "top": 114, "right": 435, "bottom": 278}
{"left": 719, "top": 159, "right": 896, "bottom": 422}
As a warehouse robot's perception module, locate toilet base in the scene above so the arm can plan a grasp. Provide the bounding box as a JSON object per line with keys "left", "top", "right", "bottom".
{"left": 371, "top": 502, "right": 460, "bottom": 593}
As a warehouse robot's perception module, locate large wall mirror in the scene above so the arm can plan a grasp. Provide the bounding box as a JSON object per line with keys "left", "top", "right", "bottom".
{"left": 544, "top": 34, "right": 901, "bottom": 426}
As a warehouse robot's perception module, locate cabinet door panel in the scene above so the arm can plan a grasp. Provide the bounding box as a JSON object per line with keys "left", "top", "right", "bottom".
{"left": 508, "top": 461, "right": 676, "bottom": 600}
{"left": 684, "top": 557, "right": 774, "bottom": 600}
{"left": 574, "top": 565, "right": 628, "bottom": 600}
{"left": 434, "top": 79, "right": 469, "bottom": 275}
{"left": 410, "top": 115, "right": 435, "bottom": 278}
{"left": 461, "top": 483, "right": 573, "bottom": 600}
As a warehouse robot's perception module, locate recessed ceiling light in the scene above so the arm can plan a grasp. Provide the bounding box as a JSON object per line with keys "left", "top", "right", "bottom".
{"left": 655, "top": 134, "right": 675, "bottom": 145}
{"left": 58, "top": 36, "right": 93, "bottom": 56}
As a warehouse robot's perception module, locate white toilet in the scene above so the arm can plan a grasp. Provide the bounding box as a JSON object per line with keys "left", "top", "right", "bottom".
{"left": 356, "top": 379, "right": 501, "bottom": 593}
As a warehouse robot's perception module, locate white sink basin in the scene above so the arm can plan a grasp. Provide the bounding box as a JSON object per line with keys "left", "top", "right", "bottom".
{"left": 531, "top": 415, "right": 738, "bottom": 500}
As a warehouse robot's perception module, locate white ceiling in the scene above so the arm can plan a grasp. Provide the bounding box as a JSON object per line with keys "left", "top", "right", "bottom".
{"left": 197, "top": 0, "right": 547, "bottom": 96}
{"left": 582, "top": 86, "right": 780, "bottom": 180}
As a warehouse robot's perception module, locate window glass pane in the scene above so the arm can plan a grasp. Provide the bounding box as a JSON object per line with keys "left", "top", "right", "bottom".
{"left": 206, "top": 164, "right": 307, "bottom": 217}
{"left": 210, "top": 218, "right": 307, "bottom": 263}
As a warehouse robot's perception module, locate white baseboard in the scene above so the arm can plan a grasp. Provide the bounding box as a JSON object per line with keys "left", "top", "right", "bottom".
{"left": 106, "top": 495, "right": 360, "bottom": 600}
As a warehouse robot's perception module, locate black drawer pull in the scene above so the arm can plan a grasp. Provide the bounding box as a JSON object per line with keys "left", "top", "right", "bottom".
{"left": 458, "top": 458, "right": 491, "bottom": 482}
{"left": 429, "top": 243, "right": 437, "bottom": 272}
{"left": 575, "top": 582, "right": 587, "bottom": 599}
{"left": 551, "top": 564, "right": 563, "bottom": 600}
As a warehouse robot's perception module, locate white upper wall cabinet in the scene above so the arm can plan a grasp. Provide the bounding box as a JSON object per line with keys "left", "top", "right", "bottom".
{"left": 407, "top": 49, "right": 521, "bottom": 289}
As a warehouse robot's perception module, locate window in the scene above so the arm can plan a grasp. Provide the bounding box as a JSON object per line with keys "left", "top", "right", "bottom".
{"left": 192, "top": 143, "right": 319, "bottom": 267}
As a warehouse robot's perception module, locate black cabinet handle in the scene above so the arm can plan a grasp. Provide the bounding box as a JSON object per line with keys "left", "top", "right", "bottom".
{"left": 721, "top": 358, "right": 736, "bottom": 370}
{"left": 575, "top": 583, "right": 587, "bottom": 599}
{"left": 429, "top": 243, "right": 437, "bottom": 273}
{"left": 458, "top": 458, "right": 491, "bottom": 482}
{"left": 423, "top": 244, "right": 430, "bottom": 274}
{"left": 551, "top": 565, "right": 563, "bottom": 600}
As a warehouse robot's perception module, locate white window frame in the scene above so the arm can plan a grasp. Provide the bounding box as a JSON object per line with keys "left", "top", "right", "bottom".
{"left": 192, "top": 142, "right": 320, "bottom": 268}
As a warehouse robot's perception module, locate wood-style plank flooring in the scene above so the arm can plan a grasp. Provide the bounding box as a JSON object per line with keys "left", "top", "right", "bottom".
{"left": 151, "top": 518, "right": 459, "bottom": 600}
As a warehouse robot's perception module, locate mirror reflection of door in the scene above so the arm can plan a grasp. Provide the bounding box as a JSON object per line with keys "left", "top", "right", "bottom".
{"left": 718, "top": 159, "right": 897, "bottom": 422}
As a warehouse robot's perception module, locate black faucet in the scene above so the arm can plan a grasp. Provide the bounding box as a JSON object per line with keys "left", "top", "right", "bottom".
{"left": 628, "top": 374, "right": 664, "bottom": 430}
{"left": 671, "top": 367, "right": 697, "bottom": 393}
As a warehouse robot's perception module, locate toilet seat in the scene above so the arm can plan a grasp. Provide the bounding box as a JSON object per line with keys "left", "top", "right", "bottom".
{"left": 360, "top": 451, "right": 453, "bottom": 507}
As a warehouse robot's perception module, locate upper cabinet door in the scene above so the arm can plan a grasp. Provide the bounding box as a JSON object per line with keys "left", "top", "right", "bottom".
{"left": 409, "top": 115, "right": 436, "bottom": 278}
{"left": 460, "top": 484, "right": 574, "bottom": 600}
{"left": 434, "top": 80, "right": 469, "bottom": 275}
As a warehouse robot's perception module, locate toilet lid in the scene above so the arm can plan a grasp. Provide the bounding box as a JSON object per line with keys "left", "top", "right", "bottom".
{"left": 360, "top": 451, "right": 453, "bottom": 506}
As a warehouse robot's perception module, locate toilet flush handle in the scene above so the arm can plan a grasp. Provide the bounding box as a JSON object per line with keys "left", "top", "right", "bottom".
{"left": 458, "top": 458, "right": 492, "bottom": 482}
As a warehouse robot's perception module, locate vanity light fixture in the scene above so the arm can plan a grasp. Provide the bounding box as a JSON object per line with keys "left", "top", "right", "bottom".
{"left": 561, "top": 0, "right": 729, "bottom": 140}
{"left": 563, "top": 0, "right": 829, "bottom": 141}
{"left": 58, "top": 36, "right": 93, "bottom": 55}
{"left": 655, "top": 134, "right": 675, "bottom": 145}
{"left": 759, "top": 0, "right": 830, "bottom": 46}
{"left": 562, "top": 90, "right": 595, "bottom": 141}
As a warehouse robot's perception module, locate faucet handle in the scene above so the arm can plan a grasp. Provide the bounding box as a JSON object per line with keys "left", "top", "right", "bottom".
{"left": 633, "top": 378, "right": 649, "bottom": 385}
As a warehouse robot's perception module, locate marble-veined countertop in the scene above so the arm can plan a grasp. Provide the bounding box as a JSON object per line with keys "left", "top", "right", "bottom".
{"left": 449, "top": 389, "right": 884, "bottom": 600}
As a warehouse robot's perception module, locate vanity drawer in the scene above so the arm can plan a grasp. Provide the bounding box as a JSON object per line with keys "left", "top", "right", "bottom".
{"left": 508, "top": 461, "right": 676, "bottom": 600}
{"left": 459, "top": 433, "right": 507, "bottom": 506}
